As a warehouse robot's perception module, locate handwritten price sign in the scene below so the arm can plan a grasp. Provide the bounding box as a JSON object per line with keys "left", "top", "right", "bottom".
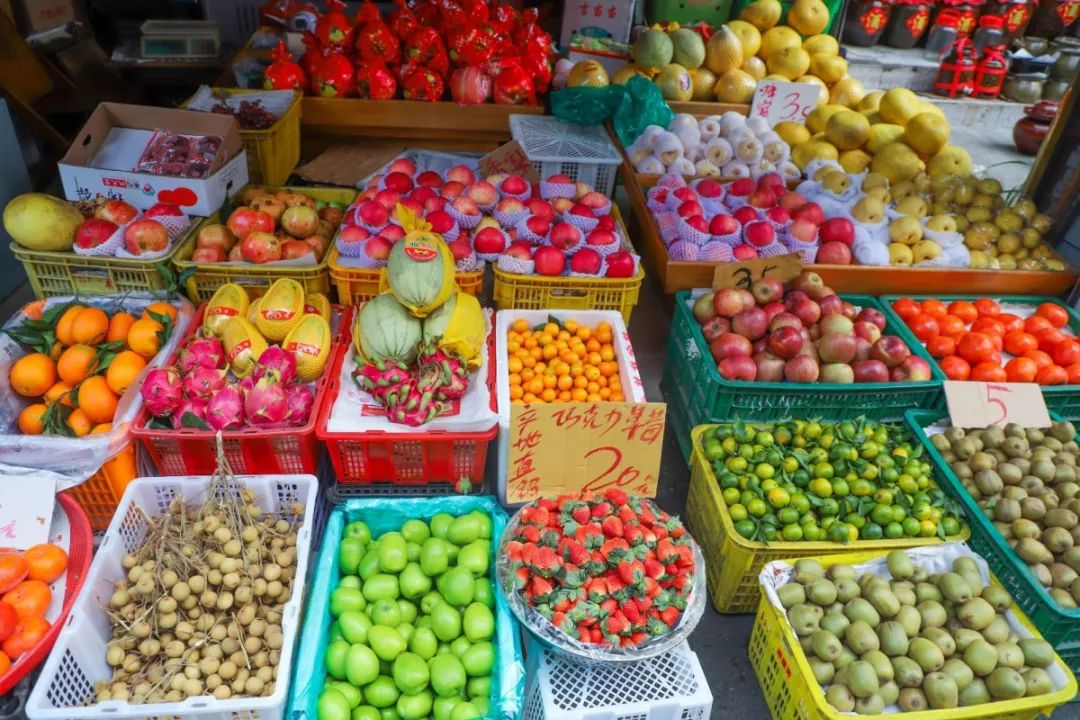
{"left": 712, "top": 252, "right": 802, "bottom": 291}
{"left": 0, "top": 474, "right": 56, "bottom": 550}
{"left": 750, "top": 81, "right": 821, "bottom": 127}
{"left": 944, "top": 381, "right": 1051, "bottom": 429}
{"left": 479, "top": 140, "right": 539, "bottom": 183}
{"left": 506, "top": 401, "right": 666, "bottom": 504}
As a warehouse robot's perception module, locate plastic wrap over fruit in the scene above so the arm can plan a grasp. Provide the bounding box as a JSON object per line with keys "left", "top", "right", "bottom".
{"left": 355, "top": 0, "right": 402, "bottom": 64}
{"left": 403, "top": 25, "right": 449, "bottom": 75}
{"left": 448, "top": 23, "right": 498, "bottom": 66}
{"left": 355, "top": 60, "right": 399, "bottom": 99}
{"left": 0, "top": 293, "right": 194, "bottom": 488}
{"left": 450, "top": 65, "right": 492, "bottom": 104}
{"left": 287, "top": 496, "right": 525, "bottom": 720}
{"left": 311, "top": 51, "right": 356, "bottom": 97}
{"left": 495, "top": 500, "right": 707, "bottom": 661}
{"left": 401, "top": 63, "right": 446, "bottom": 101}
{"left": 420, "top": 290, "right": 486, "bottom": 368}
{"left": 490, "top": 57, "right": 536, "bottom": 105}
{"left": 388, "top": 0, "right": 420, "bottom": 38}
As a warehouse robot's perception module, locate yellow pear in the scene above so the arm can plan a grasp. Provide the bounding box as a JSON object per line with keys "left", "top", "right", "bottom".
{"left": 864, "top": 185, "right": 891, "bottom": 204}
{"left": 913, "top": 240, "right": 943, "bottom": 263}
{"left": 788, "top": 0, "right": 830, "bottom": 35}
{"left": 766, "top": 46, "right": 810, "bottom": 79}
{"left": 809, "top": 53, "right": 848, "bottom": 83}
{"left": 927, "top": 145, "right": 972, "bottom": 177}
{"left": 862, "top": 173, "right": 889, "bottom": 191}
{"left": 852, "top": 195, "right": 886, "bottom": 224}
{"left": 903, "top": 112, "right": 950, "bottom": 157}
{"left": 742, "top": 56, "right": 767, "bottom": 80}
{"left": 763, "top": 74, "right": 789, "bottom": 81}
{"left": 805, "top": 103, "right": 848, "bottom": 134}
{"left": 726, "top": 20, "right": 762, "bottom": 57}
{"left": 889, "top": 243, "right": 914, "bottom": 266}
{"left": 878, "top": 88, "right": 921, "bottom": 126}
{"left": 759, "top": 26, "right": 801, "bottom": 58}
{"left": 820, "top": 170, "right": 851, "bottom": 194}
{"left": 839, "top": 149, "right": 873, "bottom": 173}
{"left": 919, "top": 101, "right": 946, "bottom": 118}
{"left": 829, "top": 76, "right": 866, "bottom": 108}
{"left": 739, "top": 0, "right": 782, "bottom": 31}
{"left": 858, "top": 90, "right": 884, "bottom": 112}
{"left": 796, "top": 75, "right": 830, "bottom": 105}
{"left": 803, "top": 34, "right": 839, "bottom": 56}
{"left": 791, "top": 139, "right": 839, "bottom": 169}
{"left": 895, "top": 195, "right": 928, "bottom": 218}
{"left": 869, "top": 141, "right": 925, "bottom": 183}
{"left": 890, "top": 216, "right": 923, "bottom": 245}
{"left": 862, "top": 110, "right": 884, "bottom": 125}
{"left": 865, "top": 123, "right": 905, "bottom": 153}
{"left": 826, "top": 110, "right": 870, "bottom": 150}
{"left": 774, "top": 121, "right": 811, "bottom": 146}
{"left": 926, "top": 214, "right": 958, "bottom": 233}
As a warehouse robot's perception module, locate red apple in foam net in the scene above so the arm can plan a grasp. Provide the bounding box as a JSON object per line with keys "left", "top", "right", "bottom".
{"left": 503, "top": 241, "right": 533, "bottom": 260}
{"left": 870, "top": 336, "right": 910, "bottom": 368}
{"left": 754, "top": 352, "right": 786, "bottom": 382}
{"left": 144, "top": 202, "right": 183, "bottom": 218}
{"left": 733, "top": 205, "right": 759, "bottom": 226}
{"left": 424, "top": 197, "right": 447, "bottom": 214}
{"left": 338, "top": 225, "right": 370, "bottom": 244}
{"left": 788, "top": 219, "right": 818, "bottom": 244}
{"left": 569, "top": 204, "right": 595, "bottom": 220}
{"left": 416, "top": 171, "right": 442, "bottom": 188}
{"left": 779, "top": 191, "right": 807, "bottom": 211}
{"left": 552, "top": 198, "right": 574, "bottom": 214}
{"left": 495, "top": 198, "right": 526, "bottom": 216}
{"left": 817, "top": 333, "right": 858, "bottom": 364}
{"left": 586, "top": 229, "right": 617, "bottom": 247}
{"left": 426, "top": 210, "right": 455, "bottom": 234}
{"left": 96, "top": 199, "right": 138, "bottom": 225}
{"left": 762, "top": 302, "right": 786, "bottom": 323}
{"left": 719, "top": 356, "right": 757, "bottom": 381}
{"left": 685, "top": 216, "right": 709, "bottom": 233}
{"left": 710, "top": 214, "right": 739, "bottom": 236}
{"left": 399, "top": 198, "right": 424, "bottom": 216}
{"left": 524, "top": 216, "right": 551, "bottom": 238}
{"left": 442, "top": 181, "right": 465, "bottom": 199}
{"left": 791, "top": 297, "right": 821, "bottom": 327}
{"left": 854, "top": 359, "right": 889, "bottom": 383}
{"left": 546, "top": 173, "right": 572, "bottom": 184}
{"left": 749, "top": 187, "right": 777, "bottom": 209}
{"left": 785, "top": 355, "right": 820, "bottom": 383}
{"left": 672, "top": 187, "right": 697, "bottom": 203}
{"left": 527, "top": 198, "right": 555, "bottom": 220}
{"left": 570, "top": 248, "right": 602, "bottom": 274}
{"left": 856, "top": 307, "right": 886, "bottom": 330}
{"left": 76, "top": 219, "right": 118, "bottom": 249}
{"left": 549, "top": 223, "right": 582, "bottom": 251}
{"left": 375, "top": 189, "right": 401, "bottom": 210}
{"left": 817, "top": 241, "right": 852, "bottom": 265}
{"left": 677, "top": 200, "right": 704, "bottom": 219}
{"left": 381, "top": 225, "right": 405, "bottom": 243}
{"left": 411, "top": 187, "right": 437, "bottom": 204}
{"left": 604, "top": 251, "right": 635, "bottom": 278}
{"left": 452, "top": 197, "right": 481, "bottom": 217}
{"left": 819, "top": 217, "right": 855, "bottom": 246}
{"left": 751, "top": 278, "right": 783, "bottom": 305}
{"left": 384, "top": 172, "right": 413, "bottom": 193}
{"left": 578, "top": 192, "right": 607, "bottom": 210}
{"left": 819, "top": 314, "right": 854, "bottom": 336}
{"left": 447, "top": 165, "right": 475, "bottom": 185}
{"left": 466, "top": 181, "right": 498, "bottom": 206}
{"left": 701, "top": 316, "right": 731, "bottom": 343}
{"left": 474, "top": 227, "right": 507, "bottom": 254}
{"left": 712, "top": 288, "right": 747, "bottom": 318}
{"left": 696, "top": 179, "right": 724, "bottom": 199}
{"left": 821, "top": 363, "right": 855, "bottom": 384}
{"left": 733, "top": 245, "right": 758, "bottom": 261}
{"left": 891, "top": 356, "right": 932, "bottom": 382}
{"left": 388, "top": 158, "right": 417, "bottom": 176}
{"left": 710, "top": 333, "right": 753, "bottom": 361}
{"left": 744, "top": 221, "right": 775, "bottom": 248}
{"left": 791, "top": 202, "right": 824, "bottom": 226}
{"left": 854, "top": 321, "right": 882, "bottom": 344}
{"left": 729, "top": 178, "right": 754, "bottom": 198}
{"left": 596, "top": 215, "right": 615, "bottom": 232}
{"left": 533, "top": 246, "right": 565, "bottom": 276}
{"left": 818, "top": 294, "right": 844, "bottom": 317}
{"left": 575, "top": 182, "right": 594, "bottom": 200}
{"left": 501, "top": 176, "right": 529, "bottom": 196}
{"left": 364, "top": 236, "right": 394, "bottom": 262}
{"left": 732, "top": 307, "right": 768, "bottom": 341}
{"left": 766, "top": 206, "right": 790, "bottom": 225}
{"left": 768, "top": 326, "right": 804, "bottom": 359}
{"left": 357, "top": 201, "right": 389, "bottom": 227}
{"left": 757, "top": 173, "right": 786, "bottom": 192}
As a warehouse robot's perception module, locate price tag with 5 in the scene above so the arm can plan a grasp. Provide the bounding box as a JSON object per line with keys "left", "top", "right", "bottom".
{"left": 944, "top": 381, "right": 1051, "bottom": 429}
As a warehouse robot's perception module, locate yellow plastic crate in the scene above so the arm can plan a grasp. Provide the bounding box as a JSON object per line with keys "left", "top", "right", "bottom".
{"left": 686, "top": 424, "right": 969, "bottom": 614}
{"left": 63, "top": 442, "right": 137, "bottom": 532}
{"left": 327, "top": 248, "right": 485, "bottom": 306}
{"left": 173, "top": 184, "right": 357, "bottom": 303}
{"left": 200, "top": 88, "right": 302, "bottom": 186}
{"left": 491, "top": 205, "right": 643, "bottom": 323}
{"left": 748, "top": 549, "right": 1078, "bottom": 720}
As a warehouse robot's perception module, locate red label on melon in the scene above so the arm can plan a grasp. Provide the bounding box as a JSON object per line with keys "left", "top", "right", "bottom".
{"left": 207, "top": 307, "right": 238, "bottom": 318}
{"left": 227, "top": 339, "right": 251, "bottom": 363}
{"left": 261, "top": 309, "right": 296, "bottom": 321}
{"left": 403, "top": 238, "right": 438, "bottom": 262}
{"left": 286, "top": 341, "right": 321, "bottom": 356}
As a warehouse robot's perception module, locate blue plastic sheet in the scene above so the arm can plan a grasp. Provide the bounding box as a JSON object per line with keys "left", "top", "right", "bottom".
{"left": 287, "top": 496, "right": 524, "bottom": 720}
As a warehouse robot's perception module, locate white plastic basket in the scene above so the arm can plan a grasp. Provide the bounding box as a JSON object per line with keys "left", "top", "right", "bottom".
{"left": 27, "top": 474, "right": 318, "bottom": 720}
{"left": 508, "top": 115, "right": 623, "bottom": 198}
{"left": 523, "top": 639, "right": 713, "bottom": 720}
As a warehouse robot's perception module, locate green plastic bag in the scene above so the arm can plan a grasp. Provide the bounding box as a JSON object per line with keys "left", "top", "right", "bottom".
{"left": 551, "top": 76, "right": 674, "bottom": 148}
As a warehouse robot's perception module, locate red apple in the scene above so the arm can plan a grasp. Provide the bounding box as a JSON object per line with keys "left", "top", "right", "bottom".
{"left": 604, "top": 251, "right": 635, "bottom": 278}
{"left": 427, "top": 210, "right": 456, "bottom": 234}
{"left": 546, "top": 173, "right": 572, "bottom": 184}
{"left": 364, "top": 236, "right": 394, "bottom": 262}
{"left": 818, "top": 294, "right": 844, "bottom": 317}
{"left": 416, "top": 170, "right": 443, "bottom": 188}
{"left": 820, "top": 363, "right": 855, "bottom": 384}
{"left": 733, "top": 205, "right": 759, "bottom": 226}
{"left": 549, "top": 223, "right": 582, "bottom": 251}
{"left": 710, "top": 214, "right": 739, "bottom": 236}
{"left": 338, "top": 225, "right": 370, "bottom": 244}
{"left": 853, "top": 359, "right": 890, "bottom": 383}
{"left": 374, "top": 189, "right": 402, "bottom": 210}
{"left": 685, "top": 215, "right": 709, "bottom": 233}
{"left": 817, "top": 333, "right": 858, "bottom": 364}
{"left": 447, "top": 165, "right": 475, "bottom": 185}
{"left": 733, "top": 245, "right": 758, "bottom": 260}
{"left": 753, "top": 351, "right": 786, "bottom": 382}
{"left": 841, "top": 301, "right": 858, "bottom": 320}
{"left": 854, "top": 337, "right": 873, "bottom": 362}
{"left": 447, "top": 236, "right": 472, "bottom": 262}
{"left": 820, "top": 217, "right": 855, "bottom": 246}
{"left": 819, "top": 314, "right": 854, "bottom": 336}
{"left": 388, "top": 158, "right": 417, "bottom": 176}
{"left": 762, "top": 302, "right": 785, "bottom": 323}
{"left": 732, "top": 307, "right": 768, "bottom": 341}
{"left": 817, "top": 241, "right": 852, "bottom": 265}
{"left": 384, "top": 171, "right": 414, "bottom": 193}
{"left": 75, "top": 219, "right": 117, "bottom": 249}
{"left": 791, "top": 202, "right": 825, "bottom": 226}
{"left": 570, "top": 248, "right": 602, "bottom": 274}
{"left": 524, "top": 216, "right": 550, "bottom": 239}
{"left": 143, "top": 202, "right": 183, "bottom": 218}
{"left": 768, "top": 326, "right": 804, "bottom": 359}
{"left": 586, "top": 229, "right": 617, "bottom": 247}
{"left": 856, "top": 307, "right": 887, "bottom": 330}
{"left": 381, "top": 225, "right": 405, "bottom": 243}
{"left": 791, "top": 297, "right": 822, "bottom": 327}
{"left": 766, "top": 206, "right": 790, "bottom": 225}
{"left": 792, "top": 271, "right": 825, "bottom": 295}
{"left": 748, "top": 187, "right": 777, "bottom": 209}
{"left": 891, "top": 356, "right": 932, "bottom": 382}
{"left": 696, "top": 179, "right": 723, "bottom": 198}
{"left": 701, "top": 316, "right": 731, "bottom": 342}
{"left": 710, "top": 332, "right": 753, "bottom": 361}
{"left": 784, "top": 355, "right": 820, "bottom": 383}
{"left": 757, "top": 173, "right": 786, "bottom": 192}
{"left": 409, "top": 187, "right": 437, "bottom": 205}
{"left": 728, "top": 178, "right": 754, "bottom": 197}
{"left": 779, "top": 191, "right": 807, "bottom": 211}
{"left": 533, "top": 246, "right": 566, "bottom": 276}
{"left": 503, "top": 241, "right": 533, "bottom": 260}
{"left": 474, "top": 227, "right": 508, "bottom": 255}
{"left": 123, "top": 219, "right": 169, "bottom": 255}
{"left": 226, "top": 208, "right": 274, "bottom": 240}
{"left": 466, "top": 181, "right": 499, "bottom": 206}
{"left": 718, "top": 356, "right": 757, "bottom": 381}
{"left": 713, "top": 288, "right": 747, "bottom": 318}
{"left": 854, "top": 321, "right": 882, "bottom": 345}
{"left": 526, "top": 198, "right": 555, "bottom": 221}
{"left": 677, "top": 200, "right": 704, "bottom": 218}
{"left": 870, "top": 336, "right": 911, "bottom": 368}
{"left": 192, "top": 247, "right": 225, "bottom": 263}
{"left": 672, "top": 187, "right": 698, "bottom": 203}
{"left": 596, "top": 215, "right": 615, "bottom": 232}
{"left": 441, "top": 181, "right": 465, "bottom": 199}
{"left": 501, "top": 176, "right": 529, "bottom": 196}
{"left": 399, "top": 198, "right": 424, "bottom": 216}
{"left": 751, "top": 277, "right": 783, "bottom": 305}
{"left": 744, "top": 221, "right": 775, "bottom": 248}
{"left": 788, "top": 219, "right": 818, "bottom": 244}
{"left": 770, "top": 312, "right": 802, "bottom": 332}
{"left": 95, "top": 199, "right": 138, "bottom": 225}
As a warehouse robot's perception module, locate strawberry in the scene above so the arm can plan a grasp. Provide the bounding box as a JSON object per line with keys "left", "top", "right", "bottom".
{"left": 600, "top": 538, "right": 630, "bottom": 557}
{"left": 618, "top": 505, "right": 636, "bottom": 524}
{"left": 585, "top": 578, "right": 608, "bottom": 602}
{"left": 643, "top": 558, "right": 665, "bottom": 579}
{"left": 559, "top": 538, "right": 589, "bottom": 566}
{"left": 552, "top": 611, "right": 575, "bottom": 635}
{"left": 623, "top": 523, "right": 644, "bottom": 545}
{"left": 601, "top": 516, "right": 624, "bottom": 538}
{"left": 634, "top": 594, "right": 653, "bottom": 613}
{"left": 590, "top": 627, "right": 603, "bottom": 644}
{"left": 590, "top": 501, "right": 612, "bottom": 518}
{"left": 605, "top": 488, "right": 629, "bottom": 506}
{"left": 647, "top": 617, "right": 669, "bottom": 635}
{"left": 530, "top": 576, "right": 554, "bottom": 600}
{"left": 604, "top": 611, "right": 630, "bottom": 636}
{"left": 673, "top": 543, "right": 694, "bottom": 568}
{"left": 532, "top": 506, "right": 551, "bottom": 526}
{"left": 571, "top": 504, "right": 591, "bottom": 526}
{"left": 659, "top": 606, "right": 680, "bottom": 627}
{"left": 656, "top": 538, "right": 679, "bottom": 565}
{"left": 577, "top": 626, "right": 591, "bottom": 643}
{"left": 568, "top": 600, "right": 601, "bottom": 624}
{"left": 599, "top": 598, "right": 617, "bottom": 616}
{"left": 513, "top": 565, "right": 529, "bottom": 590}
{"left": 616, "top": 559, "right": 645, "bottom": 586}
{"left": 530, "top": 546, "right": 561, "bottom": 577}
{"left": 620, "top": 599, "right": 643, "bottom": 625}
{"left": 630, "top": 631, "right": 648, "bottom": 645}
{"left": 520, "top": 525, "right": 540, "bottom": 544}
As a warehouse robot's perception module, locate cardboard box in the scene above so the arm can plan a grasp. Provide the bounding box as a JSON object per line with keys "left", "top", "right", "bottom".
{"left": 16, "top": 0, "right": 74, "bottom": 33}
{"left": 59, "top": 103, "right": 249, "bottom": 217}
{"left": 560, "top": 0, "right": 634, "bottom": 48}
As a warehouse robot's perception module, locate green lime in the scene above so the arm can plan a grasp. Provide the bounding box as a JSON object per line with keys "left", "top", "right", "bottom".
{"left": 747, "top": 499, "right": 768, "bottom": 518}
{"left": 809, "top": 478, "right": 833, "bottom": 498}
{"left": 781, "top": 524, "right": 803, "bottom": 541}
{"left": 902, "top": 517, "right": 920, "bottom": 537}
{"left": 734, "top": 519, "right": 756, "bottom": 538}
{"left": 827, "top": 523, "right": 850, "bottom": 543}
{"left": 850, "top": 479, "right": 873, "bottom": 497}
{"left": 861, "top": 522, "right": 884, "bottom": 540}
{"left": 719, "top": 473, "right": 739, "bottom": 489}
{"left": 892, "top": 506, "right": 907, "bottom": 522}
{"left": 819, "top": 498, "right": 840, "bottom": 517}
{"left": 831, "top": 479, "right": 850, "bottom": 497}
{"left": 756, "top": 463, "right": 775, "bottom": 480}
{"left": 873, "top": 489, "right": 894, "bottom": 505}
{"left": 803, "top": 525, "right": 824, "bottom": 542}
{"left": 722, "top": 488, "right": 741, "bottom": 506}
{"left": 726, "top": 457, "right": 748, "bottom": 473}
{"left": 919, "top": 520, "right": 937, "bottom": 537}
{"left": 884, "top": 521, "right": 904, "bottom": 539}
{"left": 805, "top": 422, "right": 822, "bottom": 439}
{"left": 790, "top": 494, "right": 810, "bottom": 514}
{"left": 942, "top": 516, "right": 961, "bottom": 537}
{"left": 757, "top": 431, "right": 774, "bottom": 447}
{"left": 778, "top": 507, "right": 800, "bottom": 525}
{"left": 729, "top": 504, "right": 748, "bottom": 522}
{"left": 767, "top": 488, "right": 790, "bottom": 508}
{"left": 871, "top": 504, "right": 894, "bottom": 526}
{"left": 763, "top": 526, "right": 777, "bottom": 541}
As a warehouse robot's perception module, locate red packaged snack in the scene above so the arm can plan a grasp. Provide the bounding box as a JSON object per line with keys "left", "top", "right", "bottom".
{"left": 355, "top": 1, "right": 402, "bottom": 64}
{"left": 315, "top": 0, "right": 354, "bottom": 48}
{"left": 388, "top": 0, "right": 420, "bottom": 38}
{"left": 490, "top": 57, "right": 536, "bottom": 105}
{"left": 263, "top": 40, "right": 307, "bottom": 90}
{"left": 356, "top": 60, "right": 400, "bottom": 99}
{"left": 447, "top": 23, "right": 498, "bottom": 66}
{"left": 403, "top": 26, "right": 449, "bottom": 71}
{"left": 135, "top": 131, "right": 221, "bottom": 178}
{"left": 401, "top": 63, "right": 446, "bottom": 101}
{"left": 312, "top": 51, "right": 356, "bottom": 97}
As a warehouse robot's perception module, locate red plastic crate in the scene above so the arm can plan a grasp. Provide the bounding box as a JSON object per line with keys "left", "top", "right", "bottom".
{"left": 130, "top": 303, "right": 352, "bottom": 476}
{"left": 317, "top": 332, "right": 498, "bottom": 487}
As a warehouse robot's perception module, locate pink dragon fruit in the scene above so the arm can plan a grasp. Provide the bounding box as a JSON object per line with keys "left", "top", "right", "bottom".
{"left": 205, "top": 384, "right": 245, "bottom": 430}
{"left": 140, "top": 367, "right": 183, "bottom": 417}
{"left": 285, "top": 384, "right": 315, "bottom": 426}
{"left": 252, "top": 345, "right": 297, "bottom": 385}
{"left": 182, "top": 367, "right": 227, "bottom": 400}
{"left": 173, "top": 397, "right": 208, "bottom": 430}
{"left": 244, "top": 372, "right": 289, "bottom": 426}
{"left": 178, "top": 332, "right": 226, "bottom": 374}
{"left": 384, "top": 376, "right": 446, "bottom": 427}
{"left": 417, "top": 344, "right": 469, "bottom": 402}
{"left": 352, "top": 357, "right": 411, "bottom": 402}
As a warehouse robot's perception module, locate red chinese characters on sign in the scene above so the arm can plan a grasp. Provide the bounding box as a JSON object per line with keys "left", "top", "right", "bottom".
{"left": 509, "top": 405, "right": 541, "bottom": 500}
{"left": 957, "top": 9, "right": 977, "bottom": 33}
{"left": 907, "top": 8, "right": 930, "bottom": 35}
{"left": 578, "top": 2, "right": 620, "bottom": 16}
{"left": 1006, "top": 3, "right": 1031, "bottom": 31}
{"left": 1058, "top": 0, "right": 1080, "bottom": 26}
{"left": 861, "top": 6, "right": 889, "bottom": 33}
{"left": 755, "top": 82, "right": 776, "bottom": 119}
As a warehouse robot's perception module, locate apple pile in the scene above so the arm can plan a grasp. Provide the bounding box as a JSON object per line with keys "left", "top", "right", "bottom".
{"left": 194, "top": 187, "right": 345, "bottom": 264}
{"left": 74, "top": 199, "right": 187, "bottom": 257}
{"left": 692, "top": 271, "right": 932, "bottom": 384}
{"left": 645, "top": 172, "right": 856, "bottom": 266}
{"left": 335, "top": 159, "right": 639, "bottom": 279}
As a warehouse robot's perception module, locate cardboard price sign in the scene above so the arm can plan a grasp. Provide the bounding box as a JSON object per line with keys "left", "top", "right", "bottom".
{"left": 944, "top": 381, "right": 1051, "bottom": 429}
{"left": 712, "top": 252, "right": 802, "bottom": 291}
{"left": 479, "top": 141, "right": 539, "bottom": 183}
{"left": 506, "top": 402, "right": 666, "bottom": 504}
{"left": 750, "top": 81, "right": 821, "bottom": 127}
{"left": 0, "top": 475, "right": 56, "bottom": 550}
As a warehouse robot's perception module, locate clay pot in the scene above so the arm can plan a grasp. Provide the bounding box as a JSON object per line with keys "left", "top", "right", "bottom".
{"left": 1014, "top": 99, "right": 1060, "bottom": 154}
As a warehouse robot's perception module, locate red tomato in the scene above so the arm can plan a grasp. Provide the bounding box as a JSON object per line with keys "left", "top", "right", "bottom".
{"left": 957, "top": 332, "right": 995, "bottom": 364}
{"left": 1005, "top": 356, "right": 1039, "bottom": 382}
{"left": 1025, "top": 350, "right": 1054, "bottom": 369}
{"left": 987, "top": 350, "right": 1003, "bottom": 366}
{"left": 1054, "top": 341, "right": 1080, "bottom": 367}
{"left": 927, "top": 336, "right": 957, "bottom": 358}
{"left": 0, "top": 603, "right": 15, "bottom": 643}
{"left": 892, "top": 298, "right": 920, "bottom": 323}
{"left": 921, "top": 299, "right": 948, "bottom": 319}
{"left": 1, "top": 616, "right": 48, "bottom": 659}
{"left": 939, "top": 355, "right": 971, "bottom": 381}
{"left": 947, "top": 300, "right": 978, "bottom": 324}
{"left": 971, "top": 362, "right": 1008, "bottom": 382}
{"left": 1036, "top": 328, "right": 1066, "bottom": 352}
{"left": 971, "top": 317, "right": 1006, "bottom": 337}
{"left": 998, "top": 313, "right": 1024, "bottom": 334}
{"left": 1037, "top": 364, "right": 1069, "bottom": 386}
{"left": 910, "top": 313, "right": 940, "bottom": 343}
{"left": 1003, "top": 331, "right": 1038, "bottom": 356}
{"left": 1067, "top": 363, "right": 1080, "bottom": 384}
{"left": 938, "top": 315, "right": 967, "bottom": 339}
{"left": 1025, "top": 316, "right": 1054, "bottom": 335}
{"left": 974, "top": 298, "right": 1001, "bottom": 317}
{"left": 1037, "top": 302, "right": 1069, "bottom": 328}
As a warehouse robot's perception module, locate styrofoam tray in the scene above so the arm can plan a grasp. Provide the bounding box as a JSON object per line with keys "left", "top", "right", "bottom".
{"left": 27, "top": 474, "right": 318, "bottom": 720}
{"left": 494, "top": 309, "right": 647, "bottom": 506}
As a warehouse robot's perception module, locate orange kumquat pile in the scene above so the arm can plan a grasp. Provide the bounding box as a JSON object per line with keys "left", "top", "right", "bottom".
{"left": 506, "top": 318, "right": 624, "bottom": 404}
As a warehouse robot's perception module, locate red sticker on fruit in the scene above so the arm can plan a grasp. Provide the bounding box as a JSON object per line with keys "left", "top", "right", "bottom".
{"left": 206, "top": 307, "right": 238, "bottom": 318}
{"left": 261, "top": 309, "right": 295, "bottom": 321}
{"left": 403, "top": 237, "right": 438, "bottom": 262}
{"left": 227, "top": 339, "right": 250, "bottom": 363}
{"left": 286, "top": 341, "right": 320, "bottom": 356}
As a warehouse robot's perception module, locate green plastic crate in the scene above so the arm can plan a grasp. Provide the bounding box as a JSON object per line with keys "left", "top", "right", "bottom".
{"left": 661, "top": 291, "right": 946, "bottom": 447}
{"left": 648, "top": 0, "right": 733, "bottom": 24}
{"left": 728, "top": 0, "right": 843, "bottom": 33}
{"left": 286, "top": 496, "right": 525, "bottom": 720}
{"left": 905, "top": 408, "right": 1080, "bottom": 673}
{"left": 880, "top": 295, "right": 1080, "bottom": 419}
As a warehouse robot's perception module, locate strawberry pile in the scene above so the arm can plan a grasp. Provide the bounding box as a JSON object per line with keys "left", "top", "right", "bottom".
{"left": 505, "top": 489, "right": 696, "bottom": 648}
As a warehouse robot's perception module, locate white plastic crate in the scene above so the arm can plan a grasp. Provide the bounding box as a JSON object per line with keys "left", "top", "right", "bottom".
{"left": 523, "top": 639, "right": 713, "bottom": 720}
{"left": 27, "top": 474, "right": 318, "bottom": 720}
{"left": 509, "top": 115, "right": 623, "bottom": 198}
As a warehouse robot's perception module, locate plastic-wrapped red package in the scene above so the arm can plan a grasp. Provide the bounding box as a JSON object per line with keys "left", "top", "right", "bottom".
{"left": 461, "top": 0, "right": 490, "bottom": 24}
{"left": 135, "top": 130, "right": 222, "bottom": 178}
{"left": 388, "top": 0, "right": 420, "bottom": 39}
{"left": 314, "top": 0, "right": 353, "bottom": 48}
{"left": 300, "top": 34, "right": 324, "bottom": 87}
{"left": 436, "top": 0, "right": 468, "bottom": 29}
{"left": 449, "top": 65, "right": 492, "bottom": 104}
{"left": 355, "top": 60, "right": 399, "bottom": 99}
{"left": 403, "top": 26, "right": 449, "bottom": 75}
{"left": 489, "top": 56, "right": 536, "bottom": 105}
{"left": 312, "top": 51, "right": 356, "bottom": 97}
{"left": 447, "top": 23, "right": 498, "bottom": 66}
{"left": 519, "top": 42, "right": 552, "bottom": 94}
{"left": 514, "top": 9, "right": 553, "bottom": 56}
{"left": 401, "top": 63, "right": 446, "bottom": 101}
{"left": 487, "top": 2, "right": 519, "bottom": 35}
{"left": 264, "top": 40, "right": 307, "bottom": 90}
{"left": 355, "top": 1, "right": 402, "bottom": 64}
{"left": 412, "top": 0, "right": 441, "bottom": 28}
